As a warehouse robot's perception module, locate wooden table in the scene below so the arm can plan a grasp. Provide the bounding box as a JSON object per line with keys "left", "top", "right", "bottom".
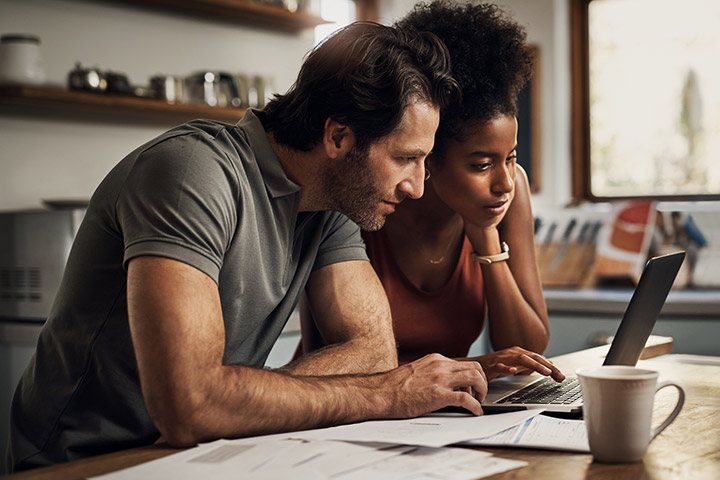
{"left": 480, "top": 348, "right": 720, "bottom": 480}
{"left": 6, "top": 346, "right": 719, "bottom": 480}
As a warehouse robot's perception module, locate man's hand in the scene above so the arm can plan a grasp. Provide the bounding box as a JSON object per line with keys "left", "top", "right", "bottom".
{"left": 378, "top": 353, "right": 488, "bottom": 417}
{"left": 471, "top": 347, "right": 565, "bottom": 382}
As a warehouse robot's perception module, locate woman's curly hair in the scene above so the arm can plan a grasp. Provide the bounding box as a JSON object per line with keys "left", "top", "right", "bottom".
{"left": 395, "top": 0, "right": 534, "bottom": 159}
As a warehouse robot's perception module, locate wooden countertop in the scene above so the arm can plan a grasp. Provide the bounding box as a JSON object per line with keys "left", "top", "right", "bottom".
{"left": 5, "top": 345, "right": 719, "bottom": 480}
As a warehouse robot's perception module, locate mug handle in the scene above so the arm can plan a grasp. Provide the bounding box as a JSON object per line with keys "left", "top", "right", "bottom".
{"left": 650, "top": 381, "right": 685, "bottom": 441}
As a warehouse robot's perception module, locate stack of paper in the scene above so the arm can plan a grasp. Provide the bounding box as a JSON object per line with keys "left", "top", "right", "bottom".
{"left": 461, "top": 414, "right": 590, "bottom": 452}
{"left": 91, "top": 410, "right": 588, "bottom": 479}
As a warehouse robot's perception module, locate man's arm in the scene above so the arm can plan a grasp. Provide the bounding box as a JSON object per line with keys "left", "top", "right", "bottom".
{"left": 284, "top": 260, "right": 397, "bottom": 375}
{"left": 128, "top": 256, "right": 487, "bottom": 447}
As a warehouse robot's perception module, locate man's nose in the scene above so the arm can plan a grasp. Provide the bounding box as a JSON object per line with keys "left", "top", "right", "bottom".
{"left": 398, "top": 162, "right": 425, "bottom": 200}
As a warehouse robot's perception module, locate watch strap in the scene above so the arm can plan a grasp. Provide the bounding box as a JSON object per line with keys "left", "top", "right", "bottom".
{"left": 470, "top": 241, "right": 510, "bottom": 264}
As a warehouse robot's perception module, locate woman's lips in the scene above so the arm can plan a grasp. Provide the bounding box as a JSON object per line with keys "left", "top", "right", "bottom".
{"left": 485, "top": 200, "right": 508, "bottom": 216}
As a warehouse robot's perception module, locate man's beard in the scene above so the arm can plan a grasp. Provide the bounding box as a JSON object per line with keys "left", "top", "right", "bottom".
{"left": 322, "top": 145, "right": 389, "bottom": 231}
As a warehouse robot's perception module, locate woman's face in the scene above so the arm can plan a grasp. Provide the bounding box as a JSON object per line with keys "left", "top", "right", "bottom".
{"left": 429, "top": 114, "right": 517, "bottom": 228}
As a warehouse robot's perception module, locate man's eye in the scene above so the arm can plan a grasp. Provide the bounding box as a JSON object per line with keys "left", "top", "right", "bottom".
{"left": 506, "top": 156, "right": 517, "bottom": 166}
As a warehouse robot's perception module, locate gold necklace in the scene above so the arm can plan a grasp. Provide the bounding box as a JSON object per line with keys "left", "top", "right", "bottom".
{"left": 425, "top": 223, "right": 463, "bottom": 265}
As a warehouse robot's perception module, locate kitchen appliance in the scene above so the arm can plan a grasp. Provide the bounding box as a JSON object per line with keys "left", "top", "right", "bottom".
{"left": 0, "top": 209, "right": 84, "bottom": 321}
{"left": 251, "top": 74, "right": 275, "bottom": 108}
{"left": 150, "top": 74, "right": 185, "bottom": 104}
{"left": 184, "top": 71, "right": 242, "bottom": 107}
{"left": 68, "top": 62, "right": 107, "bottom": 92}
{"left": 104, "top": 70, "right": 133, "bottom": 95}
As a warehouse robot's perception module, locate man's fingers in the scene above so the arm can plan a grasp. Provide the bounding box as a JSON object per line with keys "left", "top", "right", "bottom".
{"left": 452, "top": 361, "right": 488, "bottom": 399}
{"left": 407, "top": 355, "right": 489, "bottom": 416}
{"left": 449, "top": 390, "right": 483, "bottom": 416}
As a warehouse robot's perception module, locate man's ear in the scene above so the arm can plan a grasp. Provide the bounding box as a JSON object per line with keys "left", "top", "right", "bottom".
{"left": 323, "top": 118, "right": 355, "bottom": 159}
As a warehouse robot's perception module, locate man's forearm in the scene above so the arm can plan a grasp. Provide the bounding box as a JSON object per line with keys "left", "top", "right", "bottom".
{"left": 155, "top": 354, "right": 487, "bottom": 448}
{"left": 162, "top": 364, "right": 387, "bottom": 445}
{"left": 282, "top": 335, "right": 398, "bottom": 376}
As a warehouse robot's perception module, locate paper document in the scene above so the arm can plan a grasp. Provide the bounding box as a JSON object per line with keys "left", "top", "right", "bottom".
{"left": 90, "top": 411, "right": 542, "bottom": 479}
{"left": 90, "top": 438, "right": 402, "bottom": 480}
{"left": 462, "top": 414, "right": 590, "bottom": 452}
{"left": 91, "top": 437, "right": 527, "bottom": 480}
{"left": 291, "top": 409, "right": 542, "bottom": 448}
{"left": 256, "top": 440, "right": 414, "bottom": 477}
{"left": 333, "top": 445, "right": 526, "bottom": 480}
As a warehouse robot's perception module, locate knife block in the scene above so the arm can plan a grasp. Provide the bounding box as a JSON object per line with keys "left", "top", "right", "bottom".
{"left": 537, "top": 241, "right": 597, "bottom": 287}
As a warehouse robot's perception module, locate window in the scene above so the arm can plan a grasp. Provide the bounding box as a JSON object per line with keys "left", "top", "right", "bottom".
{"left": 314, "top": 0, "right": 356, "bottom": 45}
{"left": 571, "top": 0, "right": 720, "bottom": 201}
{"left": 313, "top": 0, "right": 377, "bottom": 45}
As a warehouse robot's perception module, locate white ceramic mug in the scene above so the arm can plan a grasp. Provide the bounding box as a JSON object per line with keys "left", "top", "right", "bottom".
{"left": 576, "top": 366, "right": 684, "bottom": 463}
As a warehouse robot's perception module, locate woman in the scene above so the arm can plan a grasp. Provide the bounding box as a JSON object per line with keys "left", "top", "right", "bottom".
{"left": 297, "top": 0, "right": 563, "bottom": 382}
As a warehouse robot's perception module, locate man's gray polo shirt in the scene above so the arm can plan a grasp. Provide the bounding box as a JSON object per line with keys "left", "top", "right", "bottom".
{"left": 7, "top": 109, "right": 368, "bottom": 471}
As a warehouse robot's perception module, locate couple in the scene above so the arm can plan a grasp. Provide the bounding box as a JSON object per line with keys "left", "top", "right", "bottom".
{"left": 7, "top": 0, "right": 562, "bottom": 473}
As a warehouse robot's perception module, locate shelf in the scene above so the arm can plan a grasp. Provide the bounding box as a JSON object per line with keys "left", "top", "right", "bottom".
{"left": 0, "top": 85, "right": 247, "bottom": 125}
{"left": 101, "top": 0, "right": 329, "bottom": 32}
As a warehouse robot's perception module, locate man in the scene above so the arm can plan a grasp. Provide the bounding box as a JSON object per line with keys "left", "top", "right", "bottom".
{"left": 7, "top": 22, "right": 488, "bottom": 472}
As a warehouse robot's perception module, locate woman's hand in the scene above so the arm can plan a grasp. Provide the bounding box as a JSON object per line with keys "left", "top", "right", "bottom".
{"left": 470, "top": 346, "right": 565, "bottom": 382}
{"left": 462, "top": 180, "right": 514, "bottom": 253}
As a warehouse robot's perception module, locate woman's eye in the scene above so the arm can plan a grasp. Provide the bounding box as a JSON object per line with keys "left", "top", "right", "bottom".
{"left": 472, "top": 163, "right": 492, "bottom": 171}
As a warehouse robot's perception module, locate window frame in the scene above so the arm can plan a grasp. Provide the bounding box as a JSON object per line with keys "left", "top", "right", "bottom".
{"left": 570, "top": 0, "right": 720, "bottom": 202}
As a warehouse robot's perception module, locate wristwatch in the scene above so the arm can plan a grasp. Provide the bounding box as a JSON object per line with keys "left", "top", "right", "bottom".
{"left": 470, "top": 241, "right": 510, "bottom": 264}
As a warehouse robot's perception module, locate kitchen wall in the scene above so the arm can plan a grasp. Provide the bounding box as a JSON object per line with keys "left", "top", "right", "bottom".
{"left": 0, "top": 0, "right": 315, "bottom": 211}
{"left": 1, "top": 0, "right": 573, "bottom": 211}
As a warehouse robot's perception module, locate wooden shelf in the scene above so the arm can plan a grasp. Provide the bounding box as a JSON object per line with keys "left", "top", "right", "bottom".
{"left": 101, "top": 0, "right": 329, "bottom": 32}
{"left": 0, "top": 2, "right": 328, "bottom": 124}
{"left": 0, "top": 85, "right": 247, "bottom": 124}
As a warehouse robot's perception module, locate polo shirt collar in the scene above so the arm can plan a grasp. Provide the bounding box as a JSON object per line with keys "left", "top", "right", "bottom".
{"left": 237, "top": 108, "right": 301, "bottom": 199}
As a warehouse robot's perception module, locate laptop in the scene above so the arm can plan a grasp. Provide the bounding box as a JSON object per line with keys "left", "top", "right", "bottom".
{"left": 481, "top": 250, "right": 686, "bottom": 416}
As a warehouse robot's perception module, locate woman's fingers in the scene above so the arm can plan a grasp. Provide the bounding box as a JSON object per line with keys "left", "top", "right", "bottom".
{"left": 482, "top": 362, "right": 517, "bottom": 380}
{"left": 519, "top": 353, "right": 565, "bottom": 381}
{"left": 477, "top": 349, "right": 566, "bottom": 382}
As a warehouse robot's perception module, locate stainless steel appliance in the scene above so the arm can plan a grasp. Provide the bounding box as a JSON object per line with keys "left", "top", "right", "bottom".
{"left": 0, "top": 209, "right": 83, "bottom": 321}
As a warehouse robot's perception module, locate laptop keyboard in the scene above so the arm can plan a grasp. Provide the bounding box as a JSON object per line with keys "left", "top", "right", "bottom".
{"left": 496, "top": 376, "right": 582, "bottom": 405}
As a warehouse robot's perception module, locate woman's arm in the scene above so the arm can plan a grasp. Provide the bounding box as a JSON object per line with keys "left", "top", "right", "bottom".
{"left": 465, "top": 166, "right": 550, "bottom": 353}
{"left": 461, "top": 167, "right": 561, "bottom": 381}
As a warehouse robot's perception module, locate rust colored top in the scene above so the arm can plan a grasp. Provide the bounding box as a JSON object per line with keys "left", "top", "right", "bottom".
{"left": 362, "top": 229, "right": 486, "bottom": 363}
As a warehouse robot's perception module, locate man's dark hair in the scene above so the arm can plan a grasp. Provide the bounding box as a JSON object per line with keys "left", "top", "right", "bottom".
{"left": 263, "top": 21, "right": 460, "bottom": 152}
{"left": 396, "top": 0, "right": 534, "bottom": 159}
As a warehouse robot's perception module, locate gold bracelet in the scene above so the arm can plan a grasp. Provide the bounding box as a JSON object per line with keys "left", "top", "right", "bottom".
{"left": 470, "top": 241, "right": 509, "bottom": 264}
